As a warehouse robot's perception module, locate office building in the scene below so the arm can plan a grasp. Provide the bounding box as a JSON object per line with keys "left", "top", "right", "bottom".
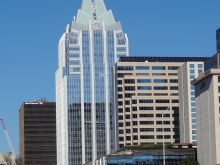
{"left": 19, "top": 99, "right": 56, "bottom": 165}
{"left": 55, "top": 0, "right": 129, "bottom": 164}
{"left": 191, "top": 69, "right": 220, "bottom": 165}
{"left": 178, "top": 62, "right": 204, "bottom": 143}
{"left": 114, "top": 56, "right": 209, "bottom": 148}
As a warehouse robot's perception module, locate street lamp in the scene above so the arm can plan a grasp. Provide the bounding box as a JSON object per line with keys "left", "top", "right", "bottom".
{"left": 162, "top": 107, "right": 170, "bottom": 165}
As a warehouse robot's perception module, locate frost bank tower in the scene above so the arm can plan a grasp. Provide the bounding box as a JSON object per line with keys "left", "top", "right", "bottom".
{"left": 55, "top": 0, "right": 129, "bottom": 164}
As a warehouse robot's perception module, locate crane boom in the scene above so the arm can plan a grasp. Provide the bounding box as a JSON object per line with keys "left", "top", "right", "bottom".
{"left": 0, "top": 119, "right": 15, "bottom": 155}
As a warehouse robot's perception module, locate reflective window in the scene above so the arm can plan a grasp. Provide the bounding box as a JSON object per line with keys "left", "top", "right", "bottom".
{"left": 191, "top": 102, "right": 196, "bottom": 107}
{"left": 69, "top": 67, "right": 80, "bottom": 72}
{"left": 190, "top": 75, "right": 195, "bottom": 79}
{"left": 152, "top": 73, "right": 166, "bottom": 76}
{"left": 192, "top": 130, "right": 197, "bottom": 134}
{"left": 137, "top": 79, "right": 151, "bottom": 83}
{"left": 117, "top": 47, "right": 126, "bottom": 52}
{"left": 69, "top": 60, "right": 80, "bottom": 65}
{"left": 137, "top": 86, "right": 152, "bottom": 90}
{"left": 190, "top": 69, "right": 195, "bottom": 74}
{"left": 69, "top": 47, "right": 79, "bottom": 51}
{"left": 153, "top": 79, "right": 167, "bottom": 83}
{"left": 191, "top": 91, "right": 195, "bottom": 95}
{"left": 192, "top": 119, "right": 196, "bottom": 123}
{"left": 190, "top": 64, "right": 194, "bottom": 68}
{"left": 191, "top": 97, "right": 195, "bottom": 101}
{"left": 191, "top": 86, "right": 195, "bottom": 90}
{"left": 69, "top": 53, "right": 79, "bottom": 58}
{"left": 136, "top": 73, "right": 150, "bottom": 76}
{"left": 192, "top": 124, "right": 196, "bottom": 129}
{"left": 191, "top": 113, "right": 196, "bottom": 118}
{"left": 191, "top": 108, "right": 196, "bottom": 112}
{"left": 136, "top": 66, "right": 150, "bottom": 70}
{"left": 152, "top": 66, "right": 166, "bottom": 70}
{"left": 192, "top": 136, "right": 197, "bottom": 140}
{"left": 198, "top": 64, "right": 203, "bottom": 68}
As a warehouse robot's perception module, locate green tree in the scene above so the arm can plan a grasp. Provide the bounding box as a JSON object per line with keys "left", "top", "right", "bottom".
{"left": 178, "top": 156, "right": 199, "bottom": 165}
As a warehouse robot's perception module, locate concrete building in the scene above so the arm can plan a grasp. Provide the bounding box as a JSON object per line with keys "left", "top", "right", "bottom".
{"left": 0, "top": 153, "right": 16, "bottom": 165}
{"left": 178, "top": 62, "right": 204, "bottom": 143}
{"left": 55, "top": 0, "right": 129, "bottom": 164}
{"left": 191, "top": 69, "right": 220, "bottom": 165}
{"left": 19, "top": 99, "right": 56, "bottom": 165}
{"left": 114, "top": 56, "right": 208, "bottom": 148}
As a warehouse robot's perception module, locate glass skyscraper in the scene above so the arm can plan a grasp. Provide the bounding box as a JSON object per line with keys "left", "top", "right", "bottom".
{"left": 55, "top": 0, "right": 129, "bottom": 164}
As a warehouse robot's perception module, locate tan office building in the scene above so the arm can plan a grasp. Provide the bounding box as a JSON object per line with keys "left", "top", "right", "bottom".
{"left": 114, "top": 56, "right": 208, "bottom": 149}
{"left": 19, "top": 99, "right": 56, "bottom": 165}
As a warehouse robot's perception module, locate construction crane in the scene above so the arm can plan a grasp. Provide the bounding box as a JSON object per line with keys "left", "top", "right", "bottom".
{"left": 0, "top": 118, "right": 15, "bottom": 155}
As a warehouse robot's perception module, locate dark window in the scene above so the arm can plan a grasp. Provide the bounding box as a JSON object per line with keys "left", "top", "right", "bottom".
{"left": 154, "top": 86, "right": 168, "bottom": 90}
{"left": 117, "top": 66, "right": 133, "bottom": 70}
{"left": 139, "top": 107, "right": 154, "bottom": 110}
{"left": 172, "top": 100, "right": 179, "bottom": 103}
{"left": 119, "top": 116, "right": 123, "bottom": 120}
{"left": 156, "top": 114, "right": 170, "bottom": 117}
{"left": 170, "top": 86, "right": 178, "bottom": 90}
{"left": 218, "top": 76, "right": 220, "bottom": 82}
{"left": 133, "top": 128, "right": 138, "bottom": 132}
{"left": 152, "top": 73, "right": 166, "bottom": 76}
{"left": 133, "top": 136, "right": 138, "bottom": 140}
{"left": 126, "top": 136, "right": 131, "bottom": 140}
{"left": 118, "top": 108, "right": 123, "bottom": 113}
{"left": 218, "top": 86, "right": 220, "bottom": 93}
{"left": 126, "top": 115, "right": 130, "bottom": 119}
{"left": 118, "top": 94, "right": 123, "bottom": 98}
{"left": 118, "top": 101, "right": 123, "bottom": 106}
{"left": 119, "top": 144, "right": 124, "bottom": 148}
{"left": 125, "top": 79, "right": 135, "bottom": 84}
{"left": 157, "top": 135, "right": 171, "bottom": 139}
{"left": 168, "top": 66, "right": 179, "bottom": 70}
{"left": 133, "top": 121, "right": 138, "bottom": 125}
{"left": 119, "top": 130, "right": 124, "bottom": 134}
{"left": 156, "top": 128, "right": 171, "bottom": 132}
{"left": 118, "top": 87, "right": 122, "bottom": 91}
{"left": 155, "top": 100, "right": 170, "bottom": 103}
{"left": 125, "top": 93, "right": 135, "bottom": 98}
{"left": 119, "top": 137, "right": 124, "bottom": 141}
{"left": 170, "top": 79, "right": 178, "bottom": 83}
{"left": 118, "top": 80, "right": 122, "bottom": 84}
{"left": 139, "top": 114, "right": 154, "bottom": 117}
{"left": 132, "top": 107, "right": 137, "bottom": 111}
{"left": 156, "top": 121, "right": 170, "bottom": 125}
{"left": 126, "top": 122, "right": 130, "bottom": 126}
{"left": 132, "top": 100, "right": 137, "bottom": 104}
{"left": 126, "top": 129, "right": 131, "bottom": 133}
{"left": 156, "top": 107, "right": 169, "bottom": 110}
{"left": 139, "top": 99, "right": 153, "bottom": 103}
{"left": 119, "top": 123, "right": 123, "bottom": 127}
{"left": 140, "top": 128, "right": 154, "bottom": 132}
{"left": 140, "top": 121, "right": 154, "bottom": 125}
{"left": 140, "top": 135, "right": 154, "bottom": 139}
{"left": 133, "top": 114, "right": 137, "bottom": 118}
{"left": 125, "top": 100, "right": 130, "bottom": 105}
{"left": 125, "top": 108, "right": 130, "bottom": 112}
{"left": 125, "top": 86, "right": 135, "bottom": 91}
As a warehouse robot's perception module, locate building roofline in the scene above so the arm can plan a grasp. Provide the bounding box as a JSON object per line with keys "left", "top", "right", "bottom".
{"left": 191, "top": 69, "right": 220, "bottom": 85}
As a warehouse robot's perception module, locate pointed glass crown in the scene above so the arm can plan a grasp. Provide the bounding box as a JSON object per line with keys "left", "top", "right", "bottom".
{"left": 76, "top": 0, "right": 115, "bottom": 25}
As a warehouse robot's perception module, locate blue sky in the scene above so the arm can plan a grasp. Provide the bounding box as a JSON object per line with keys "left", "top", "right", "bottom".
{"left": 0, "top": 0, "right": 219, "bottom": 155}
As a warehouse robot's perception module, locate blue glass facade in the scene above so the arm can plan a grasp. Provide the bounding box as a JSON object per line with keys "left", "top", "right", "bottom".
{"left": 56, "top": 0, "right": 129, "bottom": 164}
{"left": 106, "top": 152, "right": 196, "bottom": 165}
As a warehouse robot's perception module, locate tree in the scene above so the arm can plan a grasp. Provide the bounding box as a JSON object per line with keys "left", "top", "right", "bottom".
{"left": 178, "top": 156, "right": 199, "bottom": 165}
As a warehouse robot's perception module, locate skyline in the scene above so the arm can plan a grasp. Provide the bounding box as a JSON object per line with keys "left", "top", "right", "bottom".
{"left": 0, "top": 0, "right": 220, "bottom": 155}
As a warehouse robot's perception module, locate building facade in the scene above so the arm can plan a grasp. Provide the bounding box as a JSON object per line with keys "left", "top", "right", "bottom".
{"left": 114, "top": 56, "right": 209, "bottom": 148}
{"left": 19, "top": 99, "right": 56, "bottom": 165}
{"left": 55, "top": 0, "right": 129, "bottom": 164}
{"left": 178, "top": 62, "right": 204, "bottom": 143}
{"left": 192, "top": 69, "right": 220, "bottom": 165}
